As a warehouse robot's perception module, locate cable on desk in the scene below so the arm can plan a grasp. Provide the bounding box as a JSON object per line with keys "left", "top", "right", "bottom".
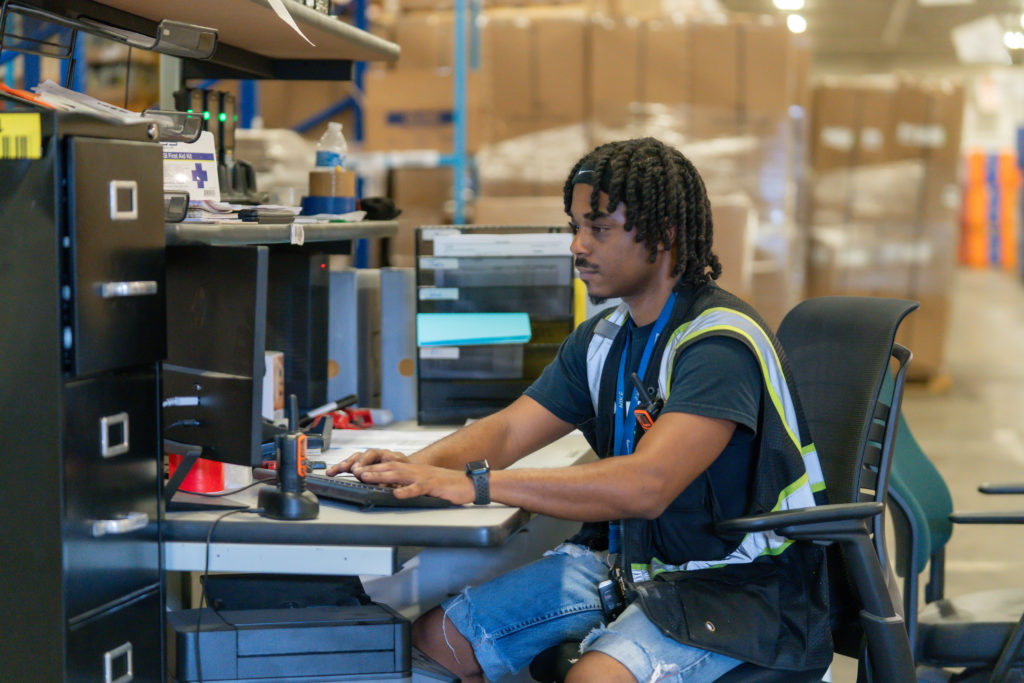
{"left": 194, "top": 507, "right": 263, "bottom": 683}
{"left": 186, "top": 476, "right": 276, "bottom": 498}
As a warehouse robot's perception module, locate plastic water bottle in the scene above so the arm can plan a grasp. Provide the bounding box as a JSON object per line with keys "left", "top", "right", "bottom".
{"left": 315, "top": 121, "right": 348, "bottom": 168}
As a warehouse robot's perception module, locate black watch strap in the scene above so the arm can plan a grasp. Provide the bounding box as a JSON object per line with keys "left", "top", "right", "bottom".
{"left": 465, "top": 460, "right": 490, "bottom": 505}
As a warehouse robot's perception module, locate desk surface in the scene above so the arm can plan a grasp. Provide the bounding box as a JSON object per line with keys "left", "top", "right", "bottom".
{"left": 163, "top": 430, "right": 594, "bottom": 575}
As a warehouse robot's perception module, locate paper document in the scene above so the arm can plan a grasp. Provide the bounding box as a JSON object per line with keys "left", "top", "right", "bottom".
{"left": 293, "top": 210, "right": 367, "bottom": 223}
{"left": 267, "top": 0, "right": 315, "bottom": 46}
{"left": 32, "top": 80, "right": 143, "bottom": 124}
{"left": 325, "top": 428, "right": 455, "bottom": 464}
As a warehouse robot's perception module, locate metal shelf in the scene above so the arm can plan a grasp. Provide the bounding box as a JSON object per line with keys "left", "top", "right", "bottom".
{"left": 165, "top": 220, "right": 398, "bottom": 246}
{"left": 21, "top": 0, "right": 400, "bottom": 79}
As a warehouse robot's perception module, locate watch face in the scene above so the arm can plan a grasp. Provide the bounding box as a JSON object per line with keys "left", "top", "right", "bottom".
{"left": 467, "top": 459, "right": 489, "bottom": 474}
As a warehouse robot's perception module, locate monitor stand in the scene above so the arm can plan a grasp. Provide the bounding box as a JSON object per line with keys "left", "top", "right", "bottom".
{"left": 164, "top": 439, "right": 249, "bottom": 512}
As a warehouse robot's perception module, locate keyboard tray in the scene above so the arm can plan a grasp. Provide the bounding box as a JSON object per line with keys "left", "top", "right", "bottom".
{"left": 253, "top": 468, "right": 455, "bottom": 510}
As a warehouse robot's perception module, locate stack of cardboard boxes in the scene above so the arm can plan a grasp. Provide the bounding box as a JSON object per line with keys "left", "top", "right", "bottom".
{"left": 806, "top": 77, "right": 964, "bottom": 380}
{"left": 365, "top": 4, "right": 810, "bottom": 328}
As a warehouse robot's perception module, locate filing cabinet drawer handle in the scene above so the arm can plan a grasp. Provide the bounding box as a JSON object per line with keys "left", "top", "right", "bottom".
{"left": 99, "top": 280, "right": 159, "bottom": 299}
{"left": 103, "top": 641, "right": 133, "bottom": 683}
{"left": 109, "top": 180, "right": 138, "bottom": 220}
{"left": 100, "top": 412, "right": 130, "bottom": 457}
{"left": 92, "top": 511, "right": 149, "bottom": 537}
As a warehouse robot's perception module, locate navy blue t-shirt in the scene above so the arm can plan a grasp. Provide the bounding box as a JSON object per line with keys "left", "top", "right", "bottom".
{"left": 524, "top": 315, "right": 762, "bottom": 521}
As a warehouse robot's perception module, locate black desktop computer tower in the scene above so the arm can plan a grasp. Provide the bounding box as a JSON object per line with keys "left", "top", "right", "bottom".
{"left": 266, "top": 248, "right": 330, "bottom": 413}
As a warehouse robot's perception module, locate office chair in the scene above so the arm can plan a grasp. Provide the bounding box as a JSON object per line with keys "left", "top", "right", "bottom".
{"left": 888, "top": 412, "right": 1024, "bottom": 682}
{"left": 530, "top": 296, "right": 919, "bottom": 683}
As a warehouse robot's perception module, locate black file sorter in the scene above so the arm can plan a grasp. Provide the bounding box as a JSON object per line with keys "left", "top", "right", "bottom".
{"left": 414, "top": 226, "right": 575, "bottom": 425}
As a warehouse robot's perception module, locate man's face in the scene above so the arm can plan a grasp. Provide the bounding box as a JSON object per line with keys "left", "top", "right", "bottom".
{"left": 569, "top": 183, "right": 663, "bottom": 302}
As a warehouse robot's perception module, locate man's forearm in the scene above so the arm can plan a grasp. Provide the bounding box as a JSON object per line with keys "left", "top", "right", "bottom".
{"left": 408, "top": 411, "right": 517, "bottom": 470}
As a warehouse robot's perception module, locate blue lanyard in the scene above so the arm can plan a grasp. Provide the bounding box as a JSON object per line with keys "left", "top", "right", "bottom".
{"left": 613, "top": 292, "right": 677, "bottom": 456}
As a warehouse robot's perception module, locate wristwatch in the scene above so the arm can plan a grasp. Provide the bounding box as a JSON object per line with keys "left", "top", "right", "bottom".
{"left": 465, "top": 459, "right": 490, "bottom": 505}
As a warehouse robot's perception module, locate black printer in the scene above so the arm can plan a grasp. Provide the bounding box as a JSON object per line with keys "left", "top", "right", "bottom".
{"left": 168, "top": 602, "right": 410, "bottom": 683}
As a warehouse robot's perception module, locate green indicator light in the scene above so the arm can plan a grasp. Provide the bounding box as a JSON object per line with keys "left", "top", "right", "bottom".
{"left": 234, "top": 115, "right": 238, "bottom": 121}
{"left": 186, "top": 108, "right": 193, "bottom": 113}
{"left": 219, "top": 112, "right": 227, "bottom": 122}
{"left": 203, "top": 111, "right": 210, "bottom": 120}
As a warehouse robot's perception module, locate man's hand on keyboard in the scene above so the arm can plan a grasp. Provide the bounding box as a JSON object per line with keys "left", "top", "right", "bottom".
{"left": 326, "top": 449, "right": 410, "bottom": 477}
{"left": 351, "top": 461, "right": 476, "bottom": 506}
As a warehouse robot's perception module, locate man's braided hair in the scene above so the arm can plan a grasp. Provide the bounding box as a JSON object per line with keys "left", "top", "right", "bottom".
{"left": 563, "top": 137, "right": 721, "bottom": 288}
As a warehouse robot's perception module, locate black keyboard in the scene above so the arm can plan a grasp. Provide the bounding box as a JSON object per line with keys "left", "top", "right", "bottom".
{"left": 253, "top": 468, "right": 455, "bottom": 510}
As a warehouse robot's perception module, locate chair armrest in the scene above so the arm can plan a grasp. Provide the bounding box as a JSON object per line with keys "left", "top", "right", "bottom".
{"left": 979, "top": 483, "right": 1024, "bottom": 495}
{"left": 950, "top": 510, "right": 1024, "bottom": 524}
{"left": 717, "top": 500, "right": 912, "bottom": 680}
{"left": 715, "top": 502, "right": 883, "bottom": 541}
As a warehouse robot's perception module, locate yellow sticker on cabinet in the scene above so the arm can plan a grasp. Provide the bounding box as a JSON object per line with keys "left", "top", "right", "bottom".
{"left": 0, "top": 113, "right": 42, "bottom": 159}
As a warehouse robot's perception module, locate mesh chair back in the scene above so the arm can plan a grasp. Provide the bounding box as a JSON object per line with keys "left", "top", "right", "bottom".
{"left": 776, "top": 296, "right": 917, "bottom": 655}
{"left": 776, "top": 296, "right": 918, "bottom": 507}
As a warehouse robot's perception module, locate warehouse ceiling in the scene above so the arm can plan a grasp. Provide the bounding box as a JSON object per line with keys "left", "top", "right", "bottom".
{"left": 716, "top": 0, "right": 1024, "bottom": 72}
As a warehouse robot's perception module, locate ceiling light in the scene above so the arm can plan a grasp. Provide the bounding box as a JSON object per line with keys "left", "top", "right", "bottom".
{"left": 787, "top": 13, "right": 808, "bottom": 33}
{"left": 773, "top": 0, "right": 805, "bottom": 9}
{"left": 1004, "top": 30, "right": 1024, "bottom": 50}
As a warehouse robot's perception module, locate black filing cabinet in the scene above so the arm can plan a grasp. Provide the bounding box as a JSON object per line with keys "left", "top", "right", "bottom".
{"left": 0, "top": 111, "right": 165, "bottom": 681}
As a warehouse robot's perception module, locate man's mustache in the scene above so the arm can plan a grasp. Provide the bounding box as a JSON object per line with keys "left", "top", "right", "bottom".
{"left": 575, "top": 258, "right": 595, "bottom": 269}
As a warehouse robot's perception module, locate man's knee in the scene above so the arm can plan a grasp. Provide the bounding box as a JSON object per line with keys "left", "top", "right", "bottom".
{"left": 411, "top": 607, "right": 454, "bottom": 661}
{"left": 412, "top": 605, "right": 483, "bottom": 681}
{"left": 565, "top": 651, "right": 637, "bottom": 683}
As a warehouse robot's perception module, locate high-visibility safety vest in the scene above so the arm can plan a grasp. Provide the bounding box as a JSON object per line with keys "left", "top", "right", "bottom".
{"left": 577, "top": 283, "right": 833, "bottom": 671}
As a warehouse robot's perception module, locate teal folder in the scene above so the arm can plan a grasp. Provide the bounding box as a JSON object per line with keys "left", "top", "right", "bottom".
{"left": 417, "top": 312, "right": 532, "bottom": 346}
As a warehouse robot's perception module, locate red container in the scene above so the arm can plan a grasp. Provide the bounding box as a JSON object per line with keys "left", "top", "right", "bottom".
{"left": 168, "top": 453, "right": 225, "bottom": 492}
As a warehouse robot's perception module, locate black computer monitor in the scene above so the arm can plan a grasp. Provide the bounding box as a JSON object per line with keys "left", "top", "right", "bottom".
{"left": 162, "top": 245, "right": 268, "bottom": 510}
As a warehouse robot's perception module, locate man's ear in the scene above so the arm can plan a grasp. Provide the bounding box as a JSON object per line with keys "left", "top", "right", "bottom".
{"left": 659, "top": 225, "right": 677, "bottom": 252}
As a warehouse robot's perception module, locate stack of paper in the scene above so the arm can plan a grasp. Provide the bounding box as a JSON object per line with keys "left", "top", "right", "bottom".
{"left": 185, "top": 200, "right": 240, "bottom": 223}
{"left": 31, "top": 80, "right": 147, "bottom": 125}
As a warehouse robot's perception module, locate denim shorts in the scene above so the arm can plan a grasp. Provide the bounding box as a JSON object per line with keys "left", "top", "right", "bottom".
{"left": 438, "top": 543, "right": 742, "bottom": 682}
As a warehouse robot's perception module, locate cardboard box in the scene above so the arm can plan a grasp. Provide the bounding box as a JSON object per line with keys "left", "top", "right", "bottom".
{"left": 791, "top": 37, "right": 812, "bottom": 114}
{"left": 806, "top": 226, "right": 953, "bottom": 379}
{"left": 809, "top": 84, "right": 860, "bottom": 171}
{"left": 393, "top": 12, "right": 454, "bottom": 70}
{"left": 643, "top": 19, "right": 691, "bottom": 106}
{"left": 388, "top": 167, "right": 453, "bottom": 267}
{"left": 257, "top": 80, "right": 357, "bottom": 139}
{"left": 482, "top": 14, "right": 534, "bottom": 121}
{"left": 854, "top": 86, "right": 893, "bottom": 166}
{"left": 472, "top": 196, "right": 566, "bottom": 225}
{"left": 742, "top": 20, "right": 791, "bottom": 118}
{"left": 589, "top": 17, "right": 642, "bottom": 124}
{"left": 476, "top": 11, "right": 589, "bottom": 143}
{"left": 710, "top": 193, "right": 755, "bottom": 300}
{"left": 263, "top": 351, "right": 285, "bottom": 421}
{"left": 896, "top": 293, "right": 950, "bottom": 381}
{"left": 690, "top": 22, "right": 740, "bottom": 113}
{"left": 362, "top": 67, "right": 483, "bottom": 152}
{"left": 888, "top": 79, "right": 964, "bottom": 165}
{"left": 533, "top": 15, "right": 588, "bottom": 121}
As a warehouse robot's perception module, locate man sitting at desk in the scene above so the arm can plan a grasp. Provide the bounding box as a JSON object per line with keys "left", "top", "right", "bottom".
{"left": 327, "top": 137, "right": 830, "bottom": 683}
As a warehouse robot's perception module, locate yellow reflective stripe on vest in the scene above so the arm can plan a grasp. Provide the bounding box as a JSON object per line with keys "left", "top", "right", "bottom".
{"left": 584, "top": 303, "right": 825, "bottom": 575}
{"left": 586, "top": 303, "right": 630, "bottom": 416}
{"left": 657, "top": 307, "right": 825, "bottom": 495}
{"left": 639, "top": 307, "right": 824, "bottom": 574}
